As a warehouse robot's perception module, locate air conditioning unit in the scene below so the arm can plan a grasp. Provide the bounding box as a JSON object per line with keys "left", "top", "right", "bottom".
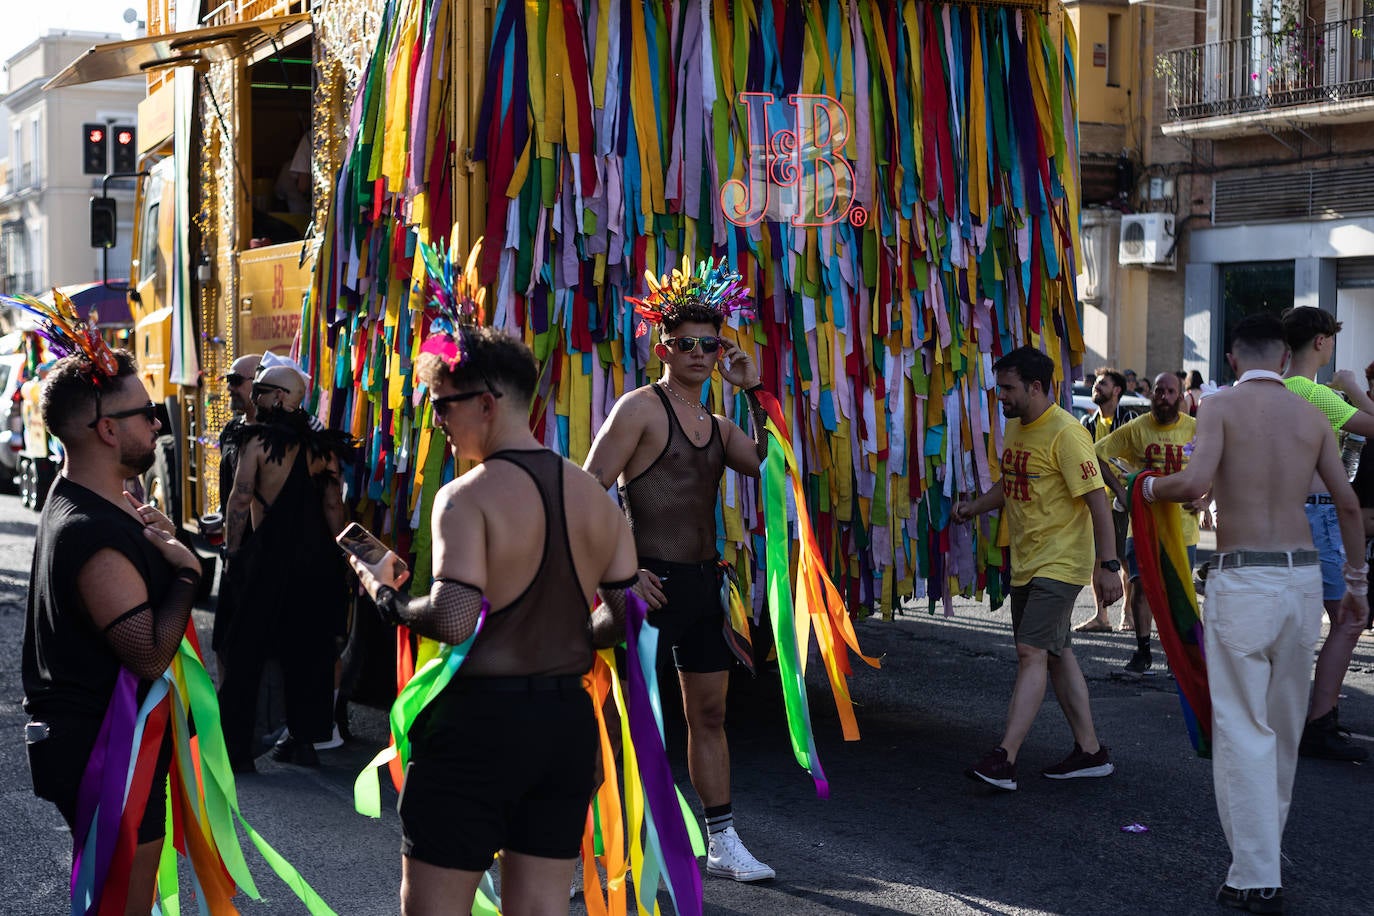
{"left": 1118, "top": 213, "right": 1175, "bottom": 267}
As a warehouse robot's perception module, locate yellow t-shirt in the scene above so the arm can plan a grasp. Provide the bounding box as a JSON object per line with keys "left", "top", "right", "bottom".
{"left": 1094, "top": 412, "right": 1200, "bottom": 546}
{"left": 1001, "top": 405, "right": 1105, "bottom": 587}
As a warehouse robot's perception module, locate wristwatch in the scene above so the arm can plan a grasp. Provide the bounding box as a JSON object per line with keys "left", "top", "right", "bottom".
{"left": 1099, "top": 559, "right": 1122, "bottom": 573}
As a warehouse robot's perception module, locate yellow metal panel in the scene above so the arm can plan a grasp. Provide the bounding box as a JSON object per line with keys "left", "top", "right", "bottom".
{"left": 237, "top": 242, "right": 317, "bottom": 357}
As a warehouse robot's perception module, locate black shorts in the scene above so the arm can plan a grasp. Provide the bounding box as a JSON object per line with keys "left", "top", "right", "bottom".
{"left": 399, "top": 676, "right": 598, "bottom": 871}
{"left": 641, "top": 557, "right": 734, "bottom": 674}
{"left": 27, "top": 715, "right": 172, "bottom": 845}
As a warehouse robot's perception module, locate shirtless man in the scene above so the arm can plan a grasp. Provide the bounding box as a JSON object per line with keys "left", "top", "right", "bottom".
{"left": 347, "top": 326, "right": 640, "bottom": 915}
{"left": 220, "top": 365, "right": 350, "bottom": 771}
{"left": 583, "top": 274, "right": 774, "bottom": 882}
{"left": 1150, "top": 314, "right": 1367, "bottom": 913}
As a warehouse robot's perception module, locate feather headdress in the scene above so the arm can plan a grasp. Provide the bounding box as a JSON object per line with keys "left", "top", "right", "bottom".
{"left": 1, "top": 290, "right": 119, "bottom": 381}
{"left": 414, "top": 229, "right": 487, "bottom": 370}
{"left": 626, "top": 255, "right": 753, "bottom": 338}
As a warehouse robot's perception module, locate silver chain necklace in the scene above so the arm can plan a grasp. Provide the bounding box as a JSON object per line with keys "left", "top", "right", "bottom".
{"left": 660, "top": 381, "right": 708, "bottom": 422}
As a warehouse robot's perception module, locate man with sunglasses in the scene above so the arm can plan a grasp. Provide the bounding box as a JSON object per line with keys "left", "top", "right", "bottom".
{"left": 584, "top": 297, "right": 774, "bottom": 882}
{"left": 24, "top": 350, "right": 203, "bottom": 911}
{"left": 346, "top": 326, "right": 642, "bottom": 914}
{"left": 211, "top": 353, "right": 261, "bottom": 669}
{"left": 220, "top": 365, "right": 352, "bottom": 771}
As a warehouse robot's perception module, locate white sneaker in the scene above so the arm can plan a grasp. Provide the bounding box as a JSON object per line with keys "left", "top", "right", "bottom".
{"left": 313, "top": 725, "right": 344, "bottom": 751}
{"left": 705, "top": 827, "right": 775, "bottom": 882}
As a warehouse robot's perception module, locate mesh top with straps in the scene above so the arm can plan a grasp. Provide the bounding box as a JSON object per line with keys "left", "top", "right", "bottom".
{"left": 619, "top": 384, "right": 725, "bottom": 564}
{"left": 461, "top": 449, "right": 594, "bottom": 678}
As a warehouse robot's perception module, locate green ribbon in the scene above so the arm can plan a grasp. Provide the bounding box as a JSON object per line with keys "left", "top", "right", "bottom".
{"left": 762, "top": 437, "right": 829, "bottom": 796}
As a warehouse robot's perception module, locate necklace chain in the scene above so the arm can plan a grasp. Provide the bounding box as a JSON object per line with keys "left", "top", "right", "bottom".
{"left": 661, "top": 382, "right": 707, "bottom": 420}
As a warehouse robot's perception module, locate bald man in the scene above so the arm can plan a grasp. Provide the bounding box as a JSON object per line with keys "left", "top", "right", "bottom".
{"left": 220, "top": 363, "right": 352, "bottom": 772}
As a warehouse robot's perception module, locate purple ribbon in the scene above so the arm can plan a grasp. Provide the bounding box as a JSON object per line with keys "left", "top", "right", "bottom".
{"left": 623, "top": 592, "right": 703, "bottom": 916}
{"left": 70, "top": 669, "right": 140, "bottom": 909}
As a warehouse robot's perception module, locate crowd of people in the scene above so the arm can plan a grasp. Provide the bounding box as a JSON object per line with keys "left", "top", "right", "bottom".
{"left": 18, "top": 264, "right": 1374, "bottom": 914}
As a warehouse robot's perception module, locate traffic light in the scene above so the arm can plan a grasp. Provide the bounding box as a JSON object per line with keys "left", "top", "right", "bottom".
{"left": 112, "top": 125, "right": 137, "bottom": 173}
{"left": 82, "top": 123, "right": 108, "bottom": 175}
{"left": 90, "top": 197, "right": 117, "bottom": 249}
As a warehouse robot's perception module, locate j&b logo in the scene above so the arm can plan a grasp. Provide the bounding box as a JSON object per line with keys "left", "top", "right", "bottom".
{"left": 720, "top": 93, "right": 867, "bottom": 229}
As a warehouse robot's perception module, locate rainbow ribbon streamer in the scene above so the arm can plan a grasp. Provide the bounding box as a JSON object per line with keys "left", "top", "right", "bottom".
{"left": 70, "top": 628, "right": 335, "bottom": 915}
{"left": 756, "top": 390, "right": 881, "bottom": 796}
{"left": 1129, "top": 471, "right": 1212, "bottom": 758}
{"left": 307, "top": 0, "right": 1085, "bottom": 625}
{"left": 354, "top": 595, "right": 704, "bottom": 916}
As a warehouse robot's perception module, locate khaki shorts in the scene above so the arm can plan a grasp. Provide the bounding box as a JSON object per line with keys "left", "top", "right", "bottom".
{"left": 1009, "top": 577, "right": 1083, "bottom": 655}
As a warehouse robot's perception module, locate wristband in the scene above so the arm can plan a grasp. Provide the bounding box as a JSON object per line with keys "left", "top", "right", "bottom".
{"left": 1141, "top": 476, "right": 1157, "bottom": 504}
{"left": 745, "top": 382, "right": 764, "bottom": 394}
{"left": 374, "top": 585, "right": 402, "bottom": 625}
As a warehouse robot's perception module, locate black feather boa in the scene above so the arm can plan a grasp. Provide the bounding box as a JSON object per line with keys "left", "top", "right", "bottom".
{"left": 244, "top": 408, "right": 356, "bottom": 465}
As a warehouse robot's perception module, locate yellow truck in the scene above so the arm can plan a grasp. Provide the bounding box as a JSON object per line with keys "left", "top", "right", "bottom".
{"left": 45, "top": 5, "right": 362, "bottom": 541}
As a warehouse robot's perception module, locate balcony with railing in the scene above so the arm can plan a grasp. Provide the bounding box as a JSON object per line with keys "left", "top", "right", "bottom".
{"left": 1160, "top": 15, "right": 1374, "bottom": 136}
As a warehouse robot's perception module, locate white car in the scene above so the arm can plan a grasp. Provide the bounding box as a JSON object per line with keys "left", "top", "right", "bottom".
{"left": 1070, "top": 385, "right": 1150, "bottom": 422}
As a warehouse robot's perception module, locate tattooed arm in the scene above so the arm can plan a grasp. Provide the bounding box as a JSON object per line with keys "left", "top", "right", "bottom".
{"left": 225, "top": 438, "right": 259, "bottom": 556}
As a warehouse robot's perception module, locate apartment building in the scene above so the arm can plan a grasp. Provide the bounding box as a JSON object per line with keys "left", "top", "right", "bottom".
{"left": 1155, "top": 0, "right": 1374, "bottom": 382}
{"left": 1072, "top": 0, "right": 1374, "bottom": 382}
{"left": 0, "top": 32, "right": 144, "bottom": 297}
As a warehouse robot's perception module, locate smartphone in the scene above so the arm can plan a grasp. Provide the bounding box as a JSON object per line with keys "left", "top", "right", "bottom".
{"left": 336, "top": 523, "right": 408, "bottom": 576}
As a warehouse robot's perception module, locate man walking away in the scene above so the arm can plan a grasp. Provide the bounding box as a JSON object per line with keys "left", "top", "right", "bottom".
{"left": 1151, "top": 314, "right": 1366, "bottom": 913}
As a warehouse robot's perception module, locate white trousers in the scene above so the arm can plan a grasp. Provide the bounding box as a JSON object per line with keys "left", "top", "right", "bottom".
{"left": 1205, "top": 564, "right": 1322, "bottom": 889}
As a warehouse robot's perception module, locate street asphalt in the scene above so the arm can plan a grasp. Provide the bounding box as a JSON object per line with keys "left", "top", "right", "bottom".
{"left": 1, "top": 494, "right": 1370, "bottom": 914}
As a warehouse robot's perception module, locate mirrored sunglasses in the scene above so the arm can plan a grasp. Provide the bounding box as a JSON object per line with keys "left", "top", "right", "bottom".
{"left": 663, "top": 335, "right": 722, "bottom": 354}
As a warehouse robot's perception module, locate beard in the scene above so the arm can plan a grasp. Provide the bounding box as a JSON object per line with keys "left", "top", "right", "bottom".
{"left": 122, "top": 443, "right": 156, "bottom": 476}
{"left": 1152, "top": 401, "right": 1180, "bottom": 423}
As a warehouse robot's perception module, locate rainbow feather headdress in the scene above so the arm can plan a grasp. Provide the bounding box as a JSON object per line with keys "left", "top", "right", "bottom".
{"left": 627, "top": 255, "right": 753, "bottom": 338}
{"left": 415, "top": 230, "right": 487, "bottom": 370}
{"left": 2, "top": 290, "right": 118, "bottom": 380}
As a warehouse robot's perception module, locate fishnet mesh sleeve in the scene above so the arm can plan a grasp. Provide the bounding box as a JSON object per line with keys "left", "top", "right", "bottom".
{"left": 375, "top": 577, "right": 485, "bottom": 645}
{"left": 103, "top": 568, "right": 201, "bottom": 679}
{"left": 746, "top": 389, "right": 769, "bottom": 463}
{"left": 590, "top": 575, "right": 640, "bottom": 648}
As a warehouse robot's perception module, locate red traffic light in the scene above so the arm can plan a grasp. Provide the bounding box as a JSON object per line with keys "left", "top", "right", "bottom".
{"left": 88, "top": 127, "right": 105, "bottom": 144}
{"left": 116, "top": 129, "right": 133, "bottom": 146}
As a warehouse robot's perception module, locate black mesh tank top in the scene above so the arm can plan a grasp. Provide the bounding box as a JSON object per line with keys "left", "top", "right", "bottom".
{"left": 460, "top": 449, "right": 594, "bottom": 678}
{"left": 618, "top": 384, "right": 725, "bottom": 563}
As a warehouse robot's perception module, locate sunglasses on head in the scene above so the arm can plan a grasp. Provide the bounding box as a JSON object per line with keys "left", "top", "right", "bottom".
{"left": 252, "top": 382, "right": 289, "bottom": 399}
{"left": 87, "top": 398, "right": 157, "bottom": 428}
{"left": 662, "top": 335, "right": 722, "bottom": 354}
{"left": 431, "top": 376, "right": 504, "bottom": 412}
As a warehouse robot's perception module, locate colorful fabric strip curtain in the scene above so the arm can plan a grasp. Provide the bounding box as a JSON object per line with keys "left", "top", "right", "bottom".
{"left": 1129, "top": 471, "right": 1212, "bottom": 757}
{"left": 307, "top": 0, "right": 1084, "bottom": 621}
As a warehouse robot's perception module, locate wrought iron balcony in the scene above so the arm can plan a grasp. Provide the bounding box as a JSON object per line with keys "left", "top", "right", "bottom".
{"left": 1160, "top": 15, "right": 1374, "bottom": 123}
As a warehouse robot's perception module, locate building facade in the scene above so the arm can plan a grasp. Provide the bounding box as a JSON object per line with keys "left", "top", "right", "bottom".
{"left": 1071, "top": 0, "right": 1374, "bottom": 383}
{"left": 0, "top": 32, "right": 144, "bottom": 297}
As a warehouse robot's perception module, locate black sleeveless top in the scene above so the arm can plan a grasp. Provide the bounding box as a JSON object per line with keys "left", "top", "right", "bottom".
{"left": 23, "top": 477, "right": 175, "bottom": 720}
{"left": 619, "top": 384, "right": 725, "bottom": 563}
{"left": 460, "top": 449, "right": 595, "bottom": 678}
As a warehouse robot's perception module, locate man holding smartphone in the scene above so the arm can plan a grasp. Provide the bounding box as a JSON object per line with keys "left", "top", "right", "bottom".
{"left": 347, "top": 325, "right": 641, "bottom": 915}
{"left": 582, "top": 260, "right": 774, "bottom": 883}
{"left": 24, "top": 349, "right": 203, "bottom": 913}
